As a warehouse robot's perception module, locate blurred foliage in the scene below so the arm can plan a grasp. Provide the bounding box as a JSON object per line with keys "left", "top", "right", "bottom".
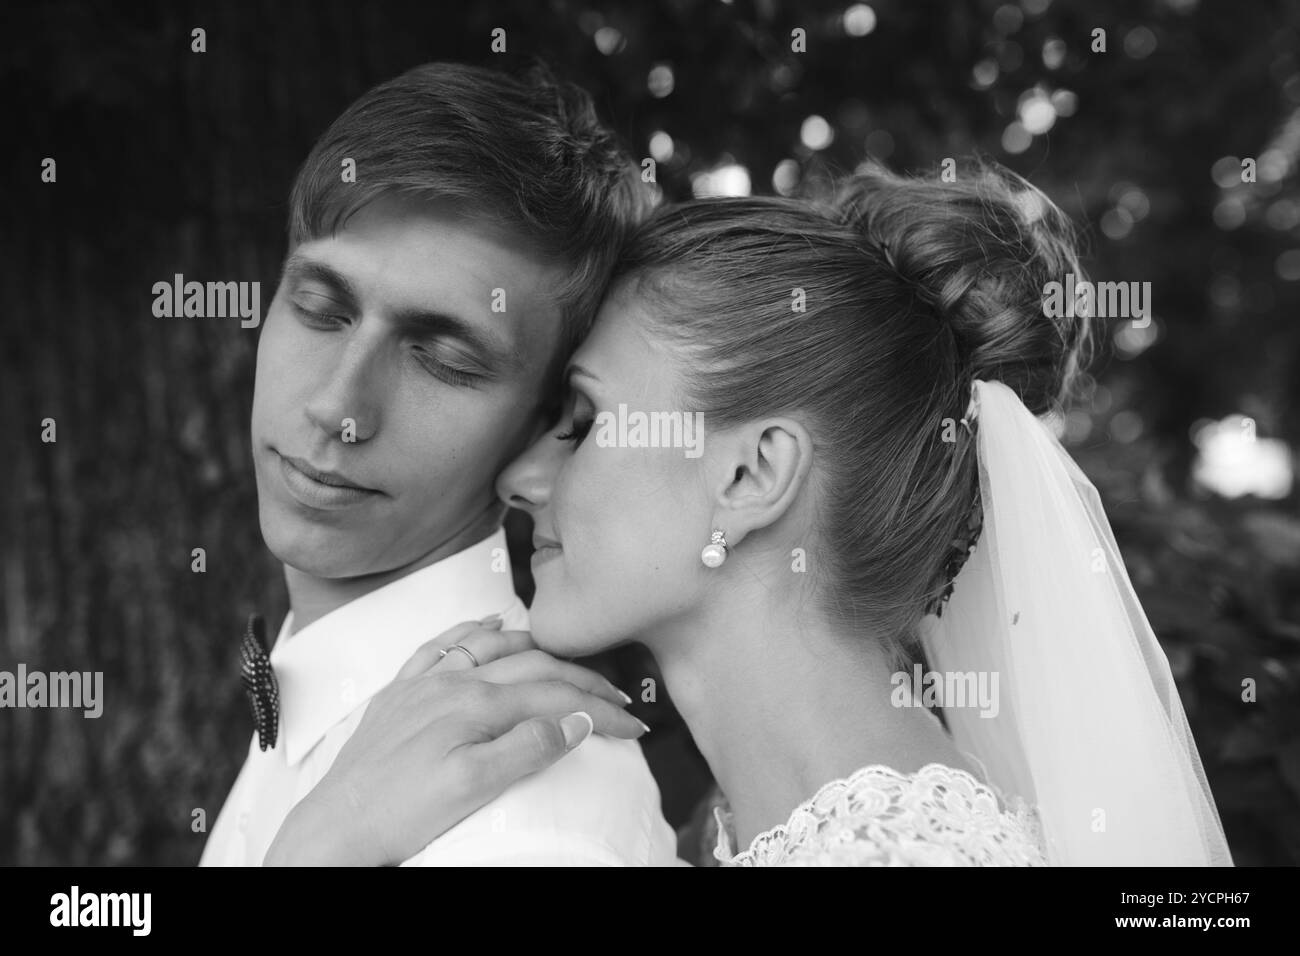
{"left": 3, "top": 0, "right": 1298, "bottom": 865}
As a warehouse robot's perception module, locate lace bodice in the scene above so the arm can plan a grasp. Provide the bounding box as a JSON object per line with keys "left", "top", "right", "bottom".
{"left": 712, "top": 763, "right": 1048, "bottom": 866}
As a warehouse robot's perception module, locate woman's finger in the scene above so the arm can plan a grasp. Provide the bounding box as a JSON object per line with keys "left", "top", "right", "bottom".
{"left": 429, "top": 629, "right": 534, "bottom": 673}
{"left": 476, "top": 650, "right": 631, "bottom": 708}
{"left": 444, "top": 712, "right": 594, "bottom": 810}
{"left": 478, "top": 679, "right": 649, "bottom": 741}
{"left": 396, "top": 618, "right": 503, "bottom": 680}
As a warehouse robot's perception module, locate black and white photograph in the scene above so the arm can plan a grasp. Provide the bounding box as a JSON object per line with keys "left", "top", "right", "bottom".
{"left": 3, "top": 0, "right": 1297, "bottom": 919}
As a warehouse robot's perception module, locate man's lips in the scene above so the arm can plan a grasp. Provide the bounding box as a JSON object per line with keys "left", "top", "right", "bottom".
{"left": 280, "top": 454, "right": 377, "bottom": 491}
{"left": 276, "top": 452, "right": 382, "bottom": 511}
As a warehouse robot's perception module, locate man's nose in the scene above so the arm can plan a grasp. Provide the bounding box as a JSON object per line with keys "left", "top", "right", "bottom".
{"left": 303, "top": 332, "right": 386, "bottom": 444}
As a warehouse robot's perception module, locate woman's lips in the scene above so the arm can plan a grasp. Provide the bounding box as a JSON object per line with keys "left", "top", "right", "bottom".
{"left": 531, "top": 536, "right": 562, "bottom": 567}
{"left": 277, "top": 453, "right": 380, "bottom": 511}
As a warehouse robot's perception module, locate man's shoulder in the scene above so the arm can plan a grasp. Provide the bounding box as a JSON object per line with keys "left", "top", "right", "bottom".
{"left": 462, "top": 732, "right": 663, "bottom": 824}
{"left": 400, "top": 735, "right": 674, "bottom": 865}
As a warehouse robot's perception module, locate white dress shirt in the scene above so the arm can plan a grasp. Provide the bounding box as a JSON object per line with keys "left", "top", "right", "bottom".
{"left": 199, "top": 528, "right": 677, "bottom": 866}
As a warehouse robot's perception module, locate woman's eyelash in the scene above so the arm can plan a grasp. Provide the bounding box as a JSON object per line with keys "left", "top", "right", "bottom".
{"left": 556, "top": 418, "right": 593, "bottom": 443}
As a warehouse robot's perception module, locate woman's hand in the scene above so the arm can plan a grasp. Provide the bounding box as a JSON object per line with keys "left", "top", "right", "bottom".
{"left": 263, "top": 619, "right": 643, "bottom": 866}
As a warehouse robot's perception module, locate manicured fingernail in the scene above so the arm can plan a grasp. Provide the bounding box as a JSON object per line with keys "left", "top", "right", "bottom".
{"left": 560, "top": 711, "right": 594, "bottom": 750}
{"left": 635, "top": 717, "right": 651, "bottom": 735}
{"left": 614, "top": 687, "right": 633, "bottom": 705}
{"left": 480, "top": 613, "right": 502, "bottom": 627}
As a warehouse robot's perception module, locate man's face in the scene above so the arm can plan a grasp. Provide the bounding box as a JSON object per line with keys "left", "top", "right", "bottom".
{"left": 251, "top": 195, "right": 567, "bottom": 579}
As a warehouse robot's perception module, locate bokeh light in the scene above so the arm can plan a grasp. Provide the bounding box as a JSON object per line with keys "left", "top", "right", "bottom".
{"left": 1276, "top": 249, "right": 1300, "bottom": 281}
{"left": 691, "top": 162, "right": 752, "bottom": 197}
{"left": 993, "top": 4, "right": 1024, "bottom": 34}
{"left": 1211, "top": 155, "right": 1243, "bottom": 188}
{"left": 1101, "top": 206, "right": 1134, "bottom": 239}
{"left": 1050, "top": 88, "right": 1078, "bottom": 116}
{"left": 1109, "top": 409, "right": 1144, "bottom": 443}
{"left": 800, "top": 115, "right": 834, "bottom": 150}
{"left": 972, "top": 58, "right": 999, "bottom": 89}
{"left": 1213, "top": 196, "right": 1247, "bottom": 229}
{"left": 1042, "top": 37, "right": 1066, "bottom": 69}
{"left": 1018, "top": 90, "right": 1057, "bottom": 134}
{"left": 1114, "top": 318, "right": 1160, "bottom": 358}
{"left": 772, "top": 158, "right": 801, "bottom": 196}
{"left": 648, "top": 130, "right": 674, "bottom": 162}
{"left": 842, "top": 4, "right": 877, "bottom": 37}
{"left": 1124, "top": 26, "right": 1158, "bottom": 59}
{"left": 594, "top": 26, "right": 625, "bottom": 55}
{"left": 647, "top": 63, "right": 674, "bottom": 98}
{"left": 1002, "top": 121, "right": 1032, "bottom": 153}
{"left": 1193, "top": 416, "right": 1294, "bottom": 499}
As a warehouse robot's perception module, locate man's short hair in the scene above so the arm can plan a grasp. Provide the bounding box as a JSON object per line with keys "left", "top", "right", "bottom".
{"left": 289, "top": 61, "right": 653, "bottom": 353}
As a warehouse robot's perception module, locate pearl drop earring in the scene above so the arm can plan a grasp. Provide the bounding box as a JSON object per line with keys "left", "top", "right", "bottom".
{"left": 701, "top": 529, "right": 728, "bottom": 568}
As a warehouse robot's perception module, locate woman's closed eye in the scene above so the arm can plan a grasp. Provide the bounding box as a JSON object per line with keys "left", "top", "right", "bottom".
{"left": 554, "top": 381, "right": 597, "bottom": 444}
{"left": 555, "top": 414, "right": 593, "bottom": 444}
{"left": 554, "top": 390, "right": 595, "bottom": 444}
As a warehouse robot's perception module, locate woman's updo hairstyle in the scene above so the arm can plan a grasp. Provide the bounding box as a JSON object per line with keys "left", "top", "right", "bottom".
{"left": 612, "top": 159, "right": 1092, "bottom": 664}
{"left": 833, "top": 160, "right": 1091, "bottom": 418}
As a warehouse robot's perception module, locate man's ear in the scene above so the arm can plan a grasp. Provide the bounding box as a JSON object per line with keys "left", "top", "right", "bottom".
{"left": 708, "top": 417, "right": 815, "bottom": 548}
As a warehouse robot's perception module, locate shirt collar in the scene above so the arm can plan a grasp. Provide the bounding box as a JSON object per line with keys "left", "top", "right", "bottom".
{"left": 270, "top": 528, "right": 521, "bottom": 766}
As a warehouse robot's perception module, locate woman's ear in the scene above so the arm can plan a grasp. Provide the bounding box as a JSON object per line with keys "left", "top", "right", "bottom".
{"left": 708, "top": 417, "right": 815, "bottom": 548}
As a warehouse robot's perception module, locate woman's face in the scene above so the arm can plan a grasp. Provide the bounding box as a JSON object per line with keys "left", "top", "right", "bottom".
{"left": 495, "top": 282, "right": 715, "bottom": 656}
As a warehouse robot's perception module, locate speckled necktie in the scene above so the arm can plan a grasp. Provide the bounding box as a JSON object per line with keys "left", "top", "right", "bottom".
{"left": 240, "top": 613, "right": 280, "bottom": 751}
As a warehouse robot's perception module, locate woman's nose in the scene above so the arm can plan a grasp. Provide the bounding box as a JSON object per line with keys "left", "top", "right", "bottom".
{"left": 496, "top": 432, "right": 562, "bottom": 513}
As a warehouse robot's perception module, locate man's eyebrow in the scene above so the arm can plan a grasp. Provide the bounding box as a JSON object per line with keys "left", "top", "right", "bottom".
{"left": 282, "top": 255, "right": 524, "bottom": 372}
{"left": 281, "top": 255, "right": 360, "bottom": 308}
{"left": 391, "top": 306, "right": 525, "bottom": 372}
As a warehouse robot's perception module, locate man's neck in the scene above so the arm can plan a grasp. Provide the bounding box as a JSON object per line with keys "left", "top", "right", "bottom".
{"left": 282, "top": 510, "right": 504, "bottom": 635}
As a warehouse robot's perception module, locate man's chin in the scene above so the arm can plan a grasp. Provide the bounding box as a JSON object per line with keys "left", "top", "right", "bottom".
{"left": 258, "top": 510, "right": 377, "bottom": 579}
{"left": 266, "top": 541, "right": 367, "bottom": 580}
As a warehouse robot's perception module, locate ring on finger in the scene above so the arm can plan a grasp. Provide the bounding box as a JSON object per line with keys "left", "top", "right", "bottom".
{"left": 445, "top": 643, "right": 479, "bottom": 667}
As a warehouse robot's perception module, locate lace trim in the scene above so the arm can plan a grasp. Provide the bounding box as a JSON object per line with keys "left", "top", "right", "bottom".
{"left": 713, "top": 762, "right": 1047, "bottom": 867}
